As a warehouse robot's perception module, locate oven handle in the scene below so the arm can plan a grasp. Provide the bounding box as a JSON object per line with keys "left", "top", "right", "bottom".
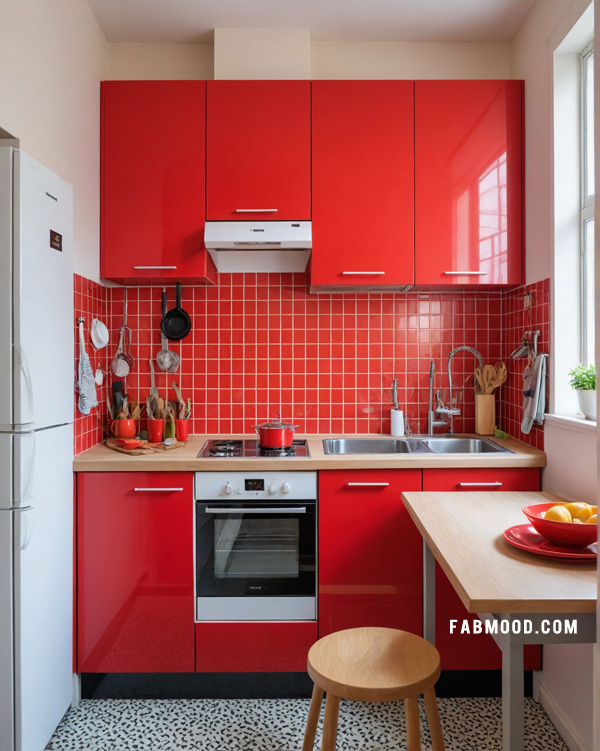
{"left": 204, "top": 507, "right": 307, "bottom": 514}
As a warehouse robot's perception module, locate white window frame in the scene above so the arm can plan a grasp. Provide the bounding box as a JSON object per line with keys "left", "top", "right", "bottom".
{"left": 580, "top": 42, "right": 595, "bottom": 366}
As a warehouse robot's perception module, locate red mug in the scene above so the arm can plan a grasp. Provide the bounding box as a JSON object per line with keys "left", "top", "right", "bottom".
{"left": 148, "top": 419, "right": 164, "bottom": 444}
{"left": 109, "top": 419, "right": 136, "bottom": 439}
{"left": 175, "top": 419, "right": 189, "bottom": 442}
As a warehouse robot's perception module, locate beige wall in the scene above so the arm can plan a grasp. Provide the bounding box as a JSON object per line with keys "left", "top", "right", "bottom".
{"left": 109, "top": 43, "right": 214, "bottom": 80}
{"left": 108, "top": 39, "right": 511, "bottom": 81}
{"left": 311, "top": 41, "right": 510, "bottom": 79}
{"left": 0, "top": 0, "right": 108, "bottom": 283}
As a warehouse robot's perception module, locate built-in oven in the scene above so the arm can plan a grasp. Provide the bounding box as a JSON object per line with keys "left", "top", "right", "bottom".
{"left": 195, "top": 471, "right": 317, "bottom": 621}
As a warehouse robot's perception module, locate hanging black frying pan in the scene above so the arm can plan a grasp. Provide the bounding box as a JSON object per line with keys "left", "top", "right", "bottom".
{"left": 161, "top": 282, "right": 191, "bottom": 341}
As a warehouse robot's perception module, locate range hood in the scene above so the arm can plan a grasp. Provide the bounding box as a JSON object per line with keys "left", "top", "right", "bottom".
{"left": 204, "top": 221, "right": 312, "bottom": 273}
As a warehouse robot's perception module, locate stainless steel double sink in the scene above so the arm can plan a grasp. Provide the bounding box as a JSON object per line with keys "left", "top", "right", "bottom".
{"left": 323, "top": 436, "right": 514, "bottom": 455}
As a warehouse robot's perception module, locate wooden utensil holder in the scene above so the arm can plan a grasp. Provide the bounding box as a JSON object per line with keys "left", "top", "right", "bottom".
{"left": 475, "top": 394, "right": 495, "bottom": 435}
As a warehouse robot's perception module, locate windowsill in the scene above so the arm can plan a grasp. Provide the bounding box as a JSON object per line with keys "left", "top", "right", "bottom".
{"left": 544, "top": 413, "right": 597, "bottom": 435}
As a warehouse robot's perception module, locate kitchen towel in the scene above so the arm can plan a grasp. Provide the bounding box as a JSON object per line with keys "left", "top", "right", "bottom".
{"left": 521, "top": 353, "right": 548, "bottom": 434}
{"left": 77, "top": 318, "right": 98, "bottom": 415}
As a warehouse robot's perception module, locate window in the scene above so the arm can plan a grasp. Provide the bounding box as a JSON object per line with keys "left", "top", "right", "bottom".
{"left": 581, "top": 43, "right": 595, "bottom": 366}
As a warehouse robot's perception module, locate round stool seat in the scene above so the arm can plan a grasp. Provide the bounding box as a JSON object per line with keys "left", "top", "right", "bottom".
{"left": 307, "top": 627, "right": 441, "bottom": 702}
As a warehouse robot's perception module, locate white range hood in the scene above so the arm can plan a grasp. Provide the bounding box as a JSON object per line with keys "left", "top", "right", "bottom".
{"left": 204, "top": 221, "right": 312, "bottom": 272}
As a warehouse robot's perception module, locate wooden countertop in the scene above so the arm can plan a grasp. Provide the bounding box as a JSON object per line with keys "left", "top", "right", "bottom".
{"left": 402, "top": 491, "right": 597, "bottom": 614}
{"left": 73, "top": 434, "right": 546, "bottom": 472}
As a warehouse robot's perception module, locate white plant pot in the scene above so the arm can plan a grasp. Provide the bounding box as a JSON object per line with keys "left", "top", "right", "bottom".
{"left": 575, "top": 389, "right": 596, "bottom": 421}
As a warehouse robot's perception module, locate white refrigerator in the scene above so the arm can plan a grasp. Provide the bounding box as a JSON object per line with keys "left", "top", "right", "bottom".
{"left": 0, "top": 146, "right": 75, "bottom": 751}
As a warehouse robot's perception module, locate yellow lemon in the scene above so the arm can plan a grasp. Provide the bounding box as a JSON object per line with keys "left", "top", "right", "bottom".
{"left": 585, "top": 514, "right": 597, "bottom": 525}
{"left": 563, "top": 502, "right": 589, "bottom": 518}
{"left": 575, "top": 506, "right": 594, "bottom": 522}
{"left": 545, "top": 506, "right": 572, "bottom": 523}
{"left": 573, "top": 518, "right": 583, "bottom": 524}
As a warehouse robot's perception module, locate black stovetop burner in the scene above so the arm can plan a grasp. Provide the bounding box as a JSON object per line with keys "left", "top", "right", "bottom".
{"left": 199, "top": 439, "right": 309, "bottom": 458}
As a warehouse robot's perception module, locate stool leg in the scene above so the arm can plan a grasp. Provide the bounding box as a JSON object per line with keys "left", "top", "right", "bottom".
{"left": 405, "top": 696, "right": 421, "bottom": 751}
{"left": 321, "top": 693, "right": 340, "bottom": 751}
{"left": 302, "top": 684, "right": 324, "bottom": 751}
{"left": 424, "top": 687, "right": 445, "bottom": 751}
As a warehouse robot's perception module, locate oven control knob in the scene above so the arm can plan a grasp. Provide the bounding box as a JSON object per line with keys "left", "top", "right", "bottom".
{"left": 223, "top": 482, "right": 233, "bottom": 495}
{"left": 281, "top": 482, "right": 291, "bottom": 494}
{"left": 268, "top": 483, "right": 277, "bottom": 495}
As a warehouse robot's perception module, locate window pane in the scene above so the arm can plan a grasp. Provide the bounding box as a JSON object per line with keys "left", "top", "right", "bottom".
{"left": 585, "top": 51, "right": 595, "bottom": 199}
{"left": 583, "top": 218, "right": 595, "bottom": 365}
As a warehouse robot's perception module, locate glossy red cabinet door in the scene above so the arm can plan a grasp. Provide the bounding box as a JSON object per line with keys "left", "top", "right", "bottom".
{"left": 206, "top": 81, "right": 311, "bottom": 220}
{"left": 76, "top": 473, "right": 195, "bottom": 672}
{"left": 195, "top": 622, "right": 318, "bottom": 672}
{"left": 415, "top": 80, "right": 523, "bottom": 286}
{"left": 101, "top": 81, "right": 215, "bottom": 284}
{"left": 423, "top": 467, "right": 541, "bottom": 670}
{"left": 311, "top": 81, "right": 414, "bottom": 289}
{"left": 319, "top": 469, "right": 422, "bottom": 638}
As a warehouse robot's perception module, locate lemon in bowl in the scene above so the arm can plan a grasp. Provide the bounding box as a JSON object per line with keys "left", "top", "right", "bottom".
{"left": 523, "top": 502, "right": 598, "bottom": 547}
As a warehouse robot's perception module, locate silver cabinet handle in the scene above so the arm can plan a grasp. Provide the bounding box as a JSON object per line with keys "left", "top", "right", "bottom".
{"left": 457, "top": 482, "right": 503, "bottom": 487}
{"left": 342, "top": 271, "right": 385, "bottom": 275}
{"left": 134, "top": 487, "right": 184, "bottom": 492}
{"left": 134, "top": 266, "right": 177, "bottom": 270}
{"left": 204, "top": 507, "right": 306, "bottom": 514}
{"left": 443, "top": 271, "right": 488, "bottom": 276}
{"left": 345, "top": 482, "right": 390, "bottom": 487}
{"left": 235, "top": 208, "right": 278, "bottom": 213}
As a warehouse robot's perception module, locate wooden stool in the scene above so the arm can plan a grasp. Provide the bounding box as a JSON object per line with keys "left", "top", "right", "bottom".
{"left": 302, "top": 627, "right": 445, "bottom": 751}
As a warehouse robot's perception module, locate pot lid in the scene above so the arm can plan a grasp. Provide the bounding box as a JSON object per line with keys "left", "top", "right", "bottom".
{"left": 255, "top": 412, "right": 298, "bottom": 429}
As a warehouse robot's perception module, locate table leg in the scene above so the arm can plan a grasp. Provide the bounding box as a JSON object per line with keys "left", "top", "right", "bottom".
{"left": 502, "top": 641, "right": 524, "bottom": 751}
{"left": 423, "top": 541, "right": 436, "bottom": 644}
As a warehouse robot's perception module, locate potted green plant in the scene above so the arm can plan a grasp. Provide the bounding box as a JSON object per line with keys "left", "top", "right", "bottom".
{"left": 568, "top": 363, "right": 596, "bottom": 420}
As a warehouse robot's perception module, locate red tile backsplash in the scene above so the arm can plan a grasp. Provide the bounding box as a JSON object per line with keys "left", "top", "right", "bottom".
{"left": 73, "top": 275, "right": 110, "bottom": 455}
{"left": 73, "top": 273, "right": 551, "bottom": 454}
{"left": 498, "top": 278, "right": 550, "bottom": 451}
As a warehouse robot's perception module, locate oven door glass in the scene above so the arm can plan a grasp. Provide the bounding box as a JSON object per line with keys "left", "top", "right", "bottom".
{"left": 196, "top": 501, "right": 316, "bottom": 597}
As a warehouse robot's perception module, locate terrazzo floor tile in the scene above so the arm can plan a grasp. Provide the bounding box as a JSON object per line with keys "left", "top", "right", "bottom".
{"left": 46, "top": 696, "right": 568, "bottom": 750}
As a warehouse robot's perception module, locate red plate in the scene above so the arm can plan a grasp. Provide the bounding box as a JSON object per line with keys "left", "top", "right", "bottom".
{"left": 504, "top": 524, "right": 597, "bottom": 561}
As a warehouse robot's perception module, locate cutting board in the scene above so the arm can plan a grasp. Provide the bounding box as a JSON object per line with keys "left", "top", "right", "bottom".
{"left": 105, "top": 438, "right": 184, "bottom": 456}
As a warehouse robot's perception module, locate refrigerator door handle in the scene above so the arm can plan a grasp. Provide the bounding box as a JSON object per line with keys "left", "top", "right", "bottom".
{"left": 14, "top": 432, "right": 35, "bottom": 506}
{"left": 14, "top": 344, "right": 35, "bottom": 428}
{"left": 14, "top": 505, "right": 35, "bottom": 549}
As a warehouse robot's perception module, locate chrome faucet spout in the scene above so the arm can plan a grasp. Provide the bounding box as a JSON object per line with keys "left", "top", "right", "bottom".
{"left": 446, "top": 346, "right": 484, "bottom": 433}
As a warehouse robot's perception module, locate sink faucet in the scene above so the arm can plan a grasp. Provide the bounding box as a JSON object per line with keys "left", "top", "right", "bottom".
{"left": 428, "top": 361, "right": 449, "bottom": 435}
{"left": 445, "top": 345, "right": 484, "bottom": 434}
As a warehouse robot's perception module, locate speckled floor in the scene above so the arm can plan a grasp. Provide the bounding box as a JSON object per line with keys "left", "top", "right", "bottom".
{"left": 46, "top": 696, "right": 568, "bottom": 750}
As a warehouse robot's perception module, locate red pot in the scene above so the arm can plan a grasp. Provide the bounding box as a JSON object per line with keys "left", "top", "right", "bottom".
{"left": 252, "top": 412, "right": 299, "bottom": 448}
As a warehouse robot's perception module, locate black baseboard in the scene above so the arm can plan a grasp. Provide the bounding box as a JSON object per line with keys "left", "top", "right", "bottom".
{"left": 81, "top": 670, "right": 533, "bottom": 700}
{"left": 436, "top": 670, "right": 533, "bottom": 698}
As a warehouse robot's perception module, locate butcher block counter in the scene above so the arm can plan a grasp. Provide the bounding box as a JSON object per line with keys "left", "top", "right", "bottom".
{"left": 73, "top": 433, "right": 546, "bottom": 472}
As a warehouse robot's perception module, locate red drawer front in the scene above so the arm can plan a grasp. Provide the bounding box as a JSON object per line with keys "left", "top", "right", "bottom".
{"left": 422, "top": 467, "right": 541, "bottom": 492}
{"left": 77, "top": 472, "right": 195, "bottom": 673}
{"left": 424, "top": 466, "right": 541, "bottom": 670}
{"left": 195, "top": 622, "right": 318, "bottom": 672}
{"left": 318, "top": 469, "right": 422, "bottom": 638}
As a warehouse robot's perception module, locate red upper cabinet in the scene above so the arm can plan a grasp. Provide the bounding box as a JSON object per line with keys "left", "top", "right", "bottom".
{"left": 206, "top": 81, "right": 311, "bottom": 220}
{"left": 76, "top": 473, "right": 195, "bottom": 673}
{"left": 101, "top": 81, "right": 215, "bottom": 284}
{"left": 415, "top": 80, "right": 523, "bottom": 286}
{"left": 311, "top": 81, "right": 414, "bottom": 289}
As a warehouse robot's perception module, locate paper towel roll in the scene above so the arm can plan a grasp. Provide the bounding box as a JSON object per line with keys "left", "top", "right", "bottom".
{"left": 391, "top": 409, "right": 404, "bottom": 437}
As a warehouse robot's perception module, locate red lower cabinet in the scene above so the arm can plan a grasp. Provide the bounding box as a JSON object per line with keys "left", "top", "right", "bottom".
{"left": 76, "top": 473, "right": 195, "bottom": 672}
{"left": 422, "top": 467, "right": 542, "bottom": 670}
{"left": 195, "top": 622, "right": 318, "bottom": 672}
{"left": 318, "top": 469, "right": 423, "bottom": 638}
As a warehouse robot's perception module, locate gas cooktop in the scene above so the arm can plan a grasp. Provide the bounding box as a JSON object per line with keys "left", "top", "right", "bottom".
{"left": 198, "top": 439, "right": 310, "bottom": 458}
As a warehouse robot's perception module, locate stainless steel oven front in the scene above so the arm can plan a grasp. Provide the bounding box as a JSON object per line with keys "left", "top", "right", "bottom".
{"left": 194, "top": 471, "right": 317, "bottom": 621}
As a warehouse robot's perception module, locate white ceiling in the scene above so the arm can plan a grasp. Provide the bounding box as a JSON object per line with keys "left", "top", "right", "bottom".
{"left": 86, "top": 0, "right": 538, "bottom": 45}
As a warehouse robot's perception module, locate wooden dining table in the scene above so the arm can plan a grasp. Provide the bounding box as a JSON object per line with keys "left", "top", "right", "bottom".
{"left": 401, "top": 490, "right": 597, "bottom": 751}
